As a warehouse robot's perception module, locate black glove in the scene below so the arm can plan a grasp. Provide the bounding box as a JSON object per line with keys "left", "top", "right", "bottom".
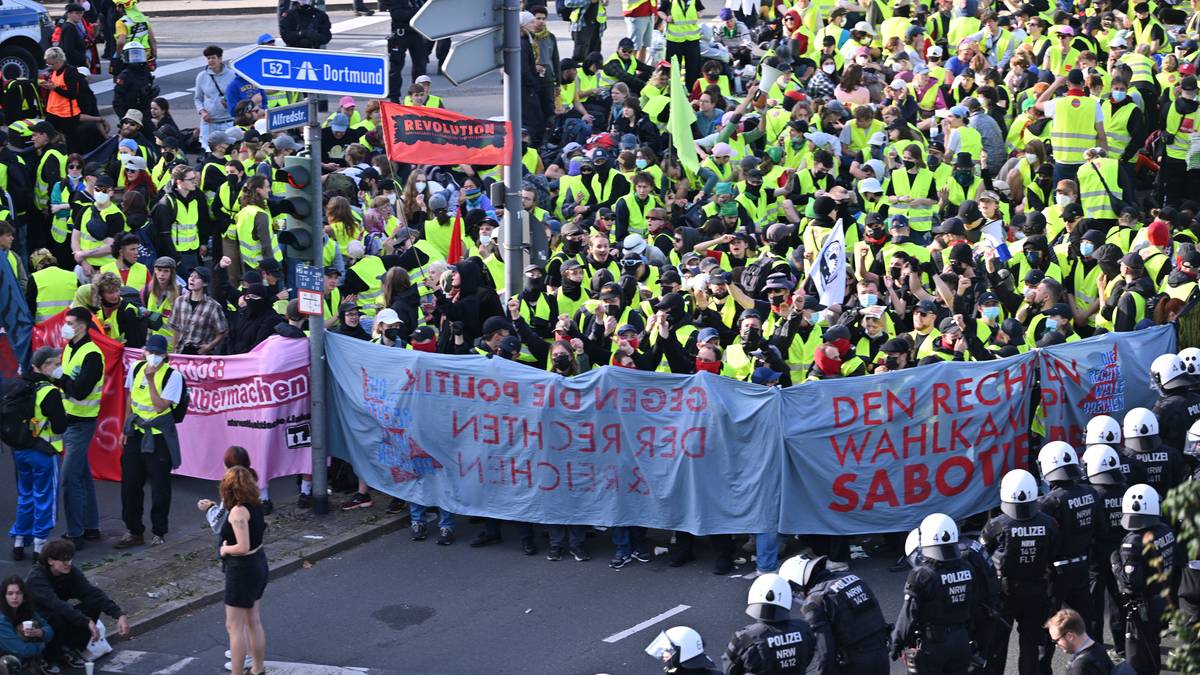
{"left": 890, "top": 643, "right": 903, "bottom": 662}
{"left": 451, "top": 321, "right": 464, "bottom": 336}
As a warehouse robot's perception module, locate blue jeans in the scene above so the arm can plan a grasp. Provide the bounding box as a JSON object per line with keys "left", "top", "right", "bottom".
{"left": 62, "top": 420, "right": 99, "bottom": 537}
{"left": 755, "top": 533, "right": 780, "bottom": 573}
{"left": 410, "top": 504, "right": 454, "bottom": 531}
{"left": 1053, "top": 161, "right": 1081, "bottom": 186}
{"left": 9, "top": 449, "right": 59, "bottom": 541}
{"left": 611, "top": 526, "right": 646, "bottom": 557}
{"left": 562, "top": 117, "right": 592, "bottom": 146}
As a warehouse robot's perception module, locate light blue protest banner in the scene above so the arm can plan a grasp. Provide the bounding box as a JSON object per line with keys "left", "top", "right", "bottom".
{"left": 324, "top": 333, "right": 783, "bottom": 534}
{"left": 1037, "top": 325, "right": 1176, "bottom": 446}
{"left": 778, "top": 354, "right": 1038, "bottom": 535}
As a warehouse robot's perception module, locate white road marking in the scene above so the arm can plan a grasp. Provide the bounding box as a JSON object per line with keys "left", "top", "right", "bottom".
{"left": 601, "top": 604, "right": 691, "bottom": 643}
{"left": 149, "top": 657, "right": 197, "bottom": 674}
{"left": 161, "top": 91, "right": 190, "bottom": 100}
{"left": 99, "top": 650, "right": 371, "bottom": 674}
{"left": 97, "top": 649, "right": 153, "bottom": 671}
{"left": 92, "top": 14, "right": 389, "bottom": 94}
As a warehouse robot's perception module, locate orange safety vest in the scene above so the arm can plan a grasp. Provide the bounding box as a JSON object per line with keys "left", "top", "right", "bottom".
{"left": 45, "top": 69, "right": 79, "bottom": 118}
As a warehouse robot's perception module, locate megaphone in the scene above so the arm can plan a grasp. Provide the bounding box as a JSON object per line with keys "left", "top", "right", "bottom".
{"left": 760, "top": 61, "right": 786, "bottom": 95}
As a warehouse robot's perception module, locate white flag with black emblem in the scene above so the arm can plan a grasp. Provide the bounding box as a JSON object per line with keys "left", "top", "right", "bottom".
{"left": 814, "top": 221, "right": 846, "bottom": 308}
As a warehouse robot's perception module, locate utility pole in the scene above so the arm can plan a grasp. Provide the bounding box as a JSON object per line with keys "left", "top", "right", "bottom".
{"left": 306, "top": 94, "right": 328, "bottom": 516}
{"left": 500, "top": 0, "right": 523, "bottom": 300}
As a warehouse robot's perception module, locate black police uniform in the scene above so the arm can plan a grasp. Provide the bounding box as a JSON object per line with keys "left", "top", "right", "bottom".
{"left": 1152, "top": 388, "right": 1200, "bottom": 450}
{"left": 799, "top": 569, "right": 889, "bottom": 674}
{"left": 979, "top": 510, "right": 1060, "bottom": 675}
{"left": 723, "top": 616, "right": 816, "bottom": 675}
{"left": 386, "top": 0, "right": 430, "bottom": 101}
{"left": 1085, "top": 477, "right": 1128, "bottom": 656}
{"left": 1037, "top": 478, "right": 1107, "bottom": 643}
{"left": 1114, "top": 448, "right": 1150, "bottom": 487}
{"left": 958, "top": 538, "right": 1002, "bottom": 673}
{"left": 1112, "top": 518, "right": 1181, "bottom": 675}
{"left": 891, "top": 557, "right": 976, "bottom": 675}
{"left": 1126, "top": 439, "right": 1187, "bottom": 497}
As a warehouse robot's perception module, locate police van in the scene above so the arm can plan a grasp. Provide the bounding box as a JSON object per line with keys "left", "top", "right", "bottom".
{"left": 0, "top": 0, "right": 53, "bottom": 80}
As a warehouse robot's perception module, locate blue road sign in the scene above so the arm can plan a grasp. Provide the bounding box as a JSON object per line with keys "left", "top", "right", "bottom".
{"left": 230, "top": 45, "right": 388, "bottom": 98}
{"left": 267, "top": 102, "right": 310, "bottom": 132}
{"left": 295, "top": 263, "right": 323, "bottom": 293}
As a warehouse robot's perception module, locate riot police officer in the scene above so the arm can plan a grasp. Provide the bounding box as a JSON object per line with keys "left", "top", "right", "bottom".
{"left": 644, "top": 626, "right": 723, "bottom": 674}
{"left": 901, "top": 526, "right": 1003, "bottom": 673}
{"left": 778, "top": 554, "right": 889, "bottom": 674}
{"left": 979, "top": 469, "right": 1060, "bottom": 675}
{"left": 1112, "top": 483, "right": 1181, "bottom": 675}
{"left": 1122, "top": 407, "right": 1186, "bottom": 496}
{"left": 1080, "top": 444, "right": 1129, "bottom": 658}
{"left": 723, "top": 574, "right": 816, "bottom": 674}
{"left": 1186, "top": 419, "right": 1200, "bottom": 479}
{"left": 1150, "top": 353, "right": 1200, "bottom": 451}
{"left": 1179, "top": 346, "right": 1200, "bottom": 378}
{"left": 1088, "top": 414, "right": 1149, "bottom": 485}
{"left": 891, "top": 513, "right": 976, "bottom": 675}
{"left": 386, "top": 0, "right": 431, "bottom": 102}
{"left": 1035, "top": 441, "right": 1106, "bottom": 671}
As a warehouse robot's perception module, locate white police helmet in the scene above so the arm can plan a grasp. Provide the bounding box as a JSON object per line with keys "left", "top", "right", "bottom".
{"left": 1179, "top": 347, "right": 1200, "bottom": 375}
{"left": 123, "top": 42, "right": 147, "bottom": 64}
{"left": 1038, "top": 440, "right": 1083, "bottom": 482}
{"left": 1122, "top": 407, "right": 1160, "bottom": 453}
{"left": 1151, "top": 353, "right": 1194, "bottom": 392}
{"left": 645, "top": 626, "right": 715, "bottom": 671}
{"left": 1186, "top": 419, "right": 1200, "bottom": 458}
{"left": 1086, "top": 415, "right": 1122, "bottom": 447}
{"left": 779, "top": 555, "right": 826, "bottom": 594}
{"left": 1121, "top": 483, "right": 1161, "bottom": 530}
{"left": 1082, "top": 444, "right": 1124, "bottom": 485}
{"left": 746, "top": 573, "right": 792, "bottom": 622}
{"left": 1000, "top": 469, "right": 1039, "bottom": 520}
{"left": 918, "top": 513, "right": 959, "bottom": 560}
{"left": 904, "top": 527, "right": 921, "bottom": 567}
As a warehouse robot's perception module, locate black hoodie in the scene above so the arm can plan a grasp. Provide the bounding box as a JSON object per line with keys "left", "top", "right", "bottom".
{"left": 437, "top": 259, "right": 503, "bottom": 351}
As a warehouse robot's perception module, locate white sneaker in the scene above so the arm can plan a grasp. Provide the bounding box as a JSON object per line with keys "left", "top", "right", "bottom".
{"left": 223, "top": 656, "right": 253, "bottom": 671}
{"left": 743, "top": 569, "right": 766, "bottom": 580}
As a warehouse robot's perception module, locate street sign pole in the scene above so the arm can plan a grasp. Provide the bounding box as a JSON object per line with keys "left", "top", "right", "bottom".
{"left": 501, "top": 0, "right": 522, "bottom": 301}
{"left": 305, "top": 93, "right": 329, "bottom": 516}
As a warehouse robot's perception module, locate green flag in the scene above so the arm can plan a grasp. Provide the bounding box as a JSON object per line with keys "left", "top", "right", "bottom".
{"left": 668, "top": 56, "right": 700, "bottom": 176}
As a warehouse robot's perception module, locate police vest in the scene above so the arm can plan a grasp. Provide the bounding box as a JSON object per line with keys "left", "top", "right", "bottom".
{"left": 664, "top": 0, "right": 700, "bottom": 42}
{"left": 118, "top": 14, "right": 152, "bottom": 51}
{"left": 350, "top": 255, "right": 386, "bottom": 316}
{"left": 808, "top": 571, "right": 888, "bottom": 648}
{"left": 62, "top": 339, "right": 104, "bottom": 418}
{"left": 31, "top": 266, "right": 77, "bottom": 322}
{"left": 1050, "top": 95, "right": 1098, "bottom": 164}
{"left": 235, "top": 205, "right": 281, "bottom": 270}
{"left": 129, "top": 362, "right": 175, "bottom": 433}
{"left": 989, "top": 512, "right": 1056, "bottom": 583}
{"left": 1077, "top": 157, "right": 1121, "bottom": 221}
{"left": 32, "top": 382, "right": 63, "bottom": 453}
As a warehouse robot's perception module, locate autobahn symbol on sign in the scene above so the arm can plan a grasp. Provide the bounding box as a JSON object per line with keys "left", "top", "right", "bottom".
{"left": 230, "top": 45, "right": 388, "bottom": 98}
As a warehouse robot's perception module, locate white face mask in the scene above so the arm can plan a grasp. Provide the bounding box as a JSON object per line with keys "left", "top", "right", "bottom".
{"left": 94, "top": 191, "right": 110, "bottom": 205}
{"left": 415, "top": 181, "right": 427, "bottom": 193}
{"left": 1025, "top": 153, "right": 1038, "bottom": 164}
{"left": 146, "top": 353, "right": 164, "bottom": 367}
{"left": 823, "top": 64, "right": 836, "bottom": 74}
{"left": 60, "top": 323, "right": 76, "bottom": 340}
{"left": 1055, "top": 193, "right": 1072, "bottom": 207}
{"left": 68, "top": 170, "right": 82, "bottom": 180}
{"left": 51, "top": 365, "right": 63, "bottom": 379}
{"left": 480, "top": 234, "right": 493, "bottom": 246}
{"left": 386, "top": 193, "right": 397, "bottom": 205}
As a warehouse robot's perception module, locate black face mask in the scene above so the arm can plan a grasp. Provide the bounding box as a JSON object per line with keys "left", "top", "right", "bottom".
{"left": 552, "top": 353, "right": 572, "bottom": 370}
{"left": 525, "top": 277, "right": 545, "bottom": 294}
{"left": 903, "top": 159, "right": 917, "bottom": 170}
{"left": 562, "top": 238, "right": 582, "bottom": 254}
{"left": 384, "top": 327, "right": 402, "bottom": 341}
{"left": 561, "top": 277, "right": 581, "bottom": 293}
{"left": 741, "top": 326, "right": 762, "bottom": 346}
{"left": 928, "top": 156, "right": 941, "bottom": 169}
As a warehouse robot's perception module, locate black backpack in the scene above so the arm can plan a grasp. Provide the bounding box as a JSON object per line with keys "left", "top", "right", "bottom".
{"left": 0, "top": 378, "right": 40, "bottom": 450}
{"left": 739, "top": 256, "right": 775, "bottom": 298}
{"left": 3, "top": 79, "right": 43, "bottom": 122}
{"left": 131, "top": 361, "right": 190, "bottom": 423}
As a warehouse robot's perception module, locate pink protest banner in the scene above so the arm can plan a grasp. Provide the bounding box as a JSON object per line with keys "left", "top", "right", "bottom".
{"left": 123, "top": 335, "right": 313, "bottom": 483}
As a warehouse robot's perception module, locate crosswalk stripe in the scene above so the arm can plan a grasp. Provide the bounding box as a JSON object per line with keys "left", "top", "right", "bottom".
{"left": 98, "top": 649, "right": 375, "bottom": 675}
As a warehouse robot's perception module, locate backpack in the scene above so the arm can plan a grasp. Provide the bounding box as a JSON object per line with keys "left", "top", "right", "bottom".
{"left": 739, "top": 256, "right": 775, "bottom": 297}
{"left": 0, "top": 378, "right": 40, "bottom": 450}
{"left": 323, "top": 172, "right": 357, "bottom": 202}
{"left": 132, "top": 361, "right": 189, "bottom": 424}
{"left": 3, "top": 79, "right": 43, "bottom": 122}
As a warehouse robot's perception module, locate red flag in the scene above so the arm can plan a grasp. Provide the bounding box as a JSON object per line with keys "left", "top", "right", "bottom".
{"left": 446, "top": 209, "right": 464, "bottom": 265}
{"left": 379, "top": 102, "right": 512, "bottom": 166}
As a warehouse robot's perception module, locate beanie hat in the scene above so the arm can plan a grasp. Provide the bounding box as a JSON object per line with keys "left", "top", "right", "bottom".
{"left": 1147, "top": 219, "right": 1170, "bottom": 247}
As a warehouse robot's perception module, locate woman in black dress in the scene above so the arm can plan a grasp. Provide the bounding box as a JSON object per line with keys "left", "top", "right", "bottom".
{"left": 215, "top": 466, "right": 268, "bottom": 675}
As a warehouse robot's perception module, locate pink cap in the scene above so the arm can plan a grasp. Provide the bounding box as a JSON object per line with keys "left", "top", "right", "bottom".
{"left": 339, "top": 96, "right": 356, "bottom": 108}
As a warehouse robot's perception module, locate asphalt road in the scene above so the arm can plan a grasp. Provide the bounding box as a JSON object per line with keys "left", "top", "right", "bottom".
{"left": 88, "top": 527, "right": 1092, "bottom": 675}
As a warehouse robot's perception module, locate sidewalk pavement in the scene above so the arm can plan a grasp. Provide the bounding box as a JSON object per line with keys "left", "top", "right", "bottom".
{"left": 140, "top": 0, "right": 370, "bottom": 17}
{"left": 85, "top": 496, "right": 405, "bottom": 636}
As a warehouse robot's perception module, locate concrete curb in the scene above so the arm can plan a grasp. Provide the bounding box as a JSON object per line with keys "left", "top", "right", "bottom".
{"left": 141, "top": 0, "right": 365, "bottom": 18}
{"left": 121, "top": 510, "right": 407, "bottom": 636}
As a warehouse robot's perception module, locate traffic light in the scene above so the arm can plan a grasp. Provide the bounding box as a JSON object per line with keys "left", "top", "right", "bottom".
{"left": 277, "top": 156, "right": 317, "bottom": 260}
